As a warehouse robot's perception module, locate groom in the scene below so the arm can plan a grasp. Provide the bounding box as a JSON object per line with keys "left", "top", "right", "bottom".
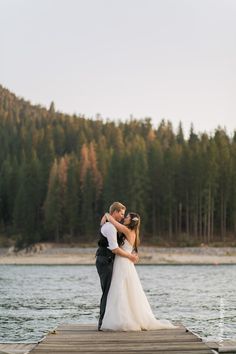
{"left": 95, "top": 201, "right": 138, "bottom": 330}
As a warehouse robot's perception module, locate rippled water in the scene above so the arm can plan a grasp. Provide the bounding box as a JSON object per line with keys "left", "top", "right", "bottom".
{"left": 0, "top": 264, "right": 235, "bottom": 343}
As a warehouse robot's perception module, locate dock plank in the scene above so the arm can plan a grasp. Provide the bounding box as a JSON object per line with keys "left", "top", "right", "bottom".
{"left": 30, "top": 324, "right": 214, "bottom": 353}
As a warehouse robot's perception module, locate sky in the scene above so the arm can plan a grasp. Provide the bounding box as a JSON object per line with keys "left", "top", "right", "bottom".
{"left": 1, "top": 0, "right": 236, "bottom": 136}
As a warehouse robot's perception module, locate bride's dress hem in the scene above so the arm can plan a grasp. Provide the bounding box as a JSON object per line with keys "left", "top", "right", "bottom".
{"left": 100, "top": 324, "right": 180, "bottom": 332}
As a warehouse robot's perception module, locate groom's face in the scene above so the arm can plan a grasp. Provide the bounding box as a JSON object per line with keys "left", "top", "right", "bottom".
{"left": 113, "top": 209, "right": 125, "bottom": 222}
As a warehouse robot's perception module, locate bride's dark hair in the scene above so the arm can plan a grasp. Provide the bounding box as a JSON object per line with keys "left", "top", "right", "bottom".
{"left": 118, "top": 212, "right": 140, "bottom": 252}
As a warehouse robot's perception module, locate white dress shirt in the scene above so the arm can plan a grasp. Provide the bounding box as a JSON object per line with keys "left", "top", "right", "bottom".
{"left": 101, "top": 222, "right": 118, "bottom": 250}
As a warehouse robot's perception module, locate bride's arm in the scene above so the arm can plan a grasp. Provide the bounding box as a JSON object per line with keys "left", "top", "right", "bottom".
{"left": 105, "top": 213, "right": 130, "bottom": 237}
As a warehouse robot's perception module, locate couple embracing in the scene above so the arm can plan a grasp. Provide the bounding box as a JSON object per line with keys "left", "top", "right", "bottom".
{"left": 95, "top": 202, "right": 178, "bottom": 331}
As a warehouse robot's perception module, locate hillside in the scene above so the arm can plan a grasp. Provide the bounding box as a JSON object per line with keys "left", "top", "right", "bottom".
{"left": 0, "top": 84, "right": 236, "bottom": 247}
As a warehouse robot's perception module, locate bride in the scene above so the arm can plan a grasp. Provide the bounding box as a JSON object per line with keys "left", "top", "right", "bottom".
{"left": 100, "top": 211, "right": 179, "bottom": 331}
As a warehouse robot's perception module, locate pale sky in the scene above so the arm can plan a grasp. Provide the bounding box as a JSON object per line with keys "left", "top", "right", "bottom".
{"left": 1, "top": 0, "right": 236, "bottom": 136}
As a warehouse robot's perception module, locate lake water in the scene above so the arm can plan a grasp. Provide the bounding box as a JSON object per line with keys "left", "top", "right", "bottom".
{"left": 0, "top": 264, "right": 235, "bottom": 343}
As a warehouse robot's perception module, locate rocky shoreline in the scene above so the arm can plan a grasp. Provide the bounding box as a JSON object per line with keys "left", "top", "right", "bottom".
{"left": 0, "top": 243, "right": 236, "bottom": 265}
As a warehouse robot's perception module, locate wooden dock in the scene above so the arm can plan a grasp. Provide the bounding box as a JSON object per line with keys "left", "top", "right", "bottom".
{"left": 29, "top": 323, "right": 216, "bottom": 354}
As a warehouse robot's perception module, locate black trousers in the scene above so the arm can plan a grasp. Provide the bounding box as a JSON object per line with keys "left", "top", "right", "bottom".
{"left": 95, "top": 253, "right": 114, "bottom": 329}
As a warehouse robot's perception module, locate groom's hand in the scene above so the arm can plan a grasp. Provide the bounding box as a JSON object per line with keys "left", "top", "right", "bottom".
{"left": 100, "top": 214, "right": 107, "bottom": 226}
{"left": 129, "top": 253, "right": 139, "bottom": 263}
{"left": 112, "top": 248, "right": 139, "bottom": 262}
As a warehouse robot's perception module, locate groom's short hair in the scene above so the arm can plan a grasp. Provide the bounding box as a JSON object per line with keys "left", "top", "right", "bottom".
{"left": 109, "top": 202, "right": 126, "bottom": 214}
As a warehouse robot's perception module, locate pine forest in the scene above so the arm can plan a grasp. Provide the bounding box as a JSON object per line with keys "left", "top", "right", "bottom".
{"left": 0, "top": 85, "right": 236, "bottom": 248}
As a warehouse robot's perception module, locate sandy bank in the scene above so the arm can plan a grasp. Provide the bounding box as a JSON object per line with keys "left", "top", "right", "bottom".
{"left": 0, "top": 244, "right": 236, "bottom": 265}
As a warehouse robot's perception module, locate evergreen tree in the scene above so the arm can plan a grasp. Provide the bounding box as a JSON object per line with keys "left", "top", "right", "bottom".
{"left": 44, "top": 159, "right": 63, "bottom": 242}
{"left": 13, "top": 153, "right": 42, "bottom": 247}
{"left": 65, "top": 155, "right": 80, "bottom": 238}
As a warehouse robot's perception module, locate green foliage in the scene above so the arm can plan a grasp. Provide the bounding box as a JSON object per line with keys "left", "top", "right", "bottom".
{"left": 13, "top": 154, "right": 42, "bottom": 246}
{"left": 0, "top": 84, "right": 236, "bottom": 246}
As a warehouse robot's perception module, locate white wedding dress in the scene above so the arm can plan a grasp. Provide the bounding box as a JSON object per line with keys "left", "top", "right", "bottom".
{"left": 101, "top": 239, "right": 178, "bottom": 331}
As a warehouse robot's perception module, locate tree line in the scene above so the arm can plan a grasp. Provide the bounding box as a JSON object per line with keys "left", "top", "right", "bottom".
{"left": 0, "top": 85, "right": 236, "bottom": 247}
